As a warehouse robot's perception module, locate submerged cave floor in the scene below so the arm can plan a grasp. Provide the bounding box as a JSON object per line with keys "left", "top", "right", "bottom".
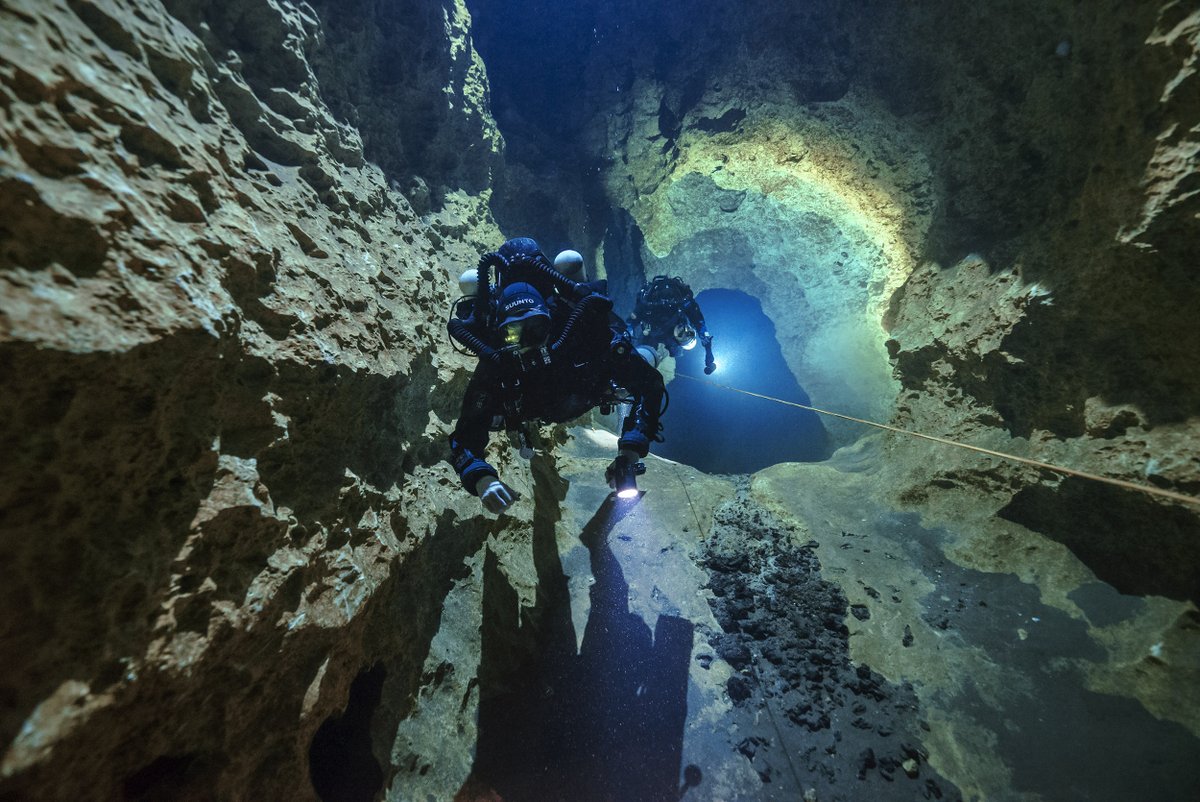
{"left": 390, "top": 428, "right": 1200, "bottom": 802}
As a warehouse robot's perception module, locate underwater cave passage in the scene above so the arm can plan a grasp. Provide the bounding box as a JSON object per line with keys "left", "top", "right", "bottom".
{"left": 656, "top": 288, "right": 832, "bottom": 474}
{"left": 309, "top": 663, "right": 386, "bottom": 802}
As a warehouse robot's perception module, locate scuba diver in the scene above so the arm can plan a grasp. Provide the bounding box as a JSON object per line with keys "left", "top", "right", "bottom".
{"left": 628, "top": 275, "right": 716, "bottom": 374}
{"left": 447, "top": 238, "right": 667, "bottom": 514}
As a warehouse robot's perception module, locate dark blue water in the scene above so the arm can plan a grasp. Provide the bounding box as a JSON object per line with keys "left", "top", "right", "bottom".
{"left": 655, "top": 289, "right": 831, "bottom": 473}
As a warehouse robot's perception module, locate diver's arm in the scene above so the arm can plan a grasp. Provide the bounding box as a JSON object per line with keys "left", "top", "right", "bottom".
{"left": 611, "top": 352, "right": 666, "bottom": 457}
{"left": 701, "top": 336, "right": 716, "bottom": 374}
{"left": 680, "top": 293, "right": 709, "bottom": 338}
{"left": 448, "top": 366, "right": 502, "bottom": 494}
{"left": 679, "top": 293, "right": 715, "bottom": 372}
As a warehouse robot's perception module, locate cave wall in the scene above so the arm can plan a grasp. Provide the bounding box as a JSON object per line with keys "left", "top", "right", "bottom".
{"left": 3, "top": 0, "right": 1198, "bottom": 798}
{"left": 875, "top": 3, "right": 1200, "bottom": 598}
{"left": 863, "top": 1, "right": 1200, "bottom": 436}
{"left": 306, "top": 0, "right": 500, "bottom": 211}
{"left": 0, "top": 1, "right": 518, "bottom": 798}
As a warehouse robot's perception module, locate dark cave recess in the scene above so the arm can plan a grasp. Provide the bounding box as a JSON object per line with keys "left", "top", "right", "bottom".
{"left": 309, "top": 664, "right": 386, "bottom": 802}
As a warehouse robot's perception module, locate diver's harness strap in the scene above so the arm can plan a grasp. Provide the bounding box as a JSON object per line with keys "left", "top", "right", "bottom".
{"left": 492, "top": 349, "right": 544, "bottom": 433}
{"left": 510, "top": 346, "right": 552, "bottom": 374}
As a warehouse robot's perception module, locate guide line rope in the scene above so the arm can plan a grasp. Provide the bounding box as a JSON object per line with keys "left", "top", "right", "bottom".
{"left": 668, "top": 461, "right": 709, "bottom": 540}
{"left": 747, "top": 649, "right": 806, "bottom": 792}
{"left": 675, "top": 373, "right": 1200, "bottom": 508}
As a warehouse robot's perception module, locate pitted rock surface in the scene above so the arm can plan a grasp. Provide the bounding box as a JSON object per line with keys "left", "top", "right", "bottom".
{"left": 0, "top": 0, "right": 506, "bottom": 799}
{"left": 3, "top": 1, "right": 1200, "bottom": 800}
{"left": 702, "top": 494, "right": 960, "bottom": 801}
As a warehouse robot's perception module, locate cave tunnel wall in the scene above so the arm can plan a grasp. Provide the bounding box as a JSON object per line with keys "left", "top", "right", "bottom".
{"left": 2, "top": 1, "right": 1199, "bottom": 800}
{"left": 306, "top": 0, "right": 501, "bottom": 209}
{"left": 0, "top": 0, "right": 507, "bottom": 798}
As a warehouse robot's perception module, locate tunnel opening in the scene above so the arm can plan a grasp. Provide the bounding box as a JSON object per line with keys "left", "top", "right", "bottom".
{"left": 655, "top": 288, "right": 833, "bottom": 474}
{"left": 309, "top": 663, "right": 386, "bottom": 802}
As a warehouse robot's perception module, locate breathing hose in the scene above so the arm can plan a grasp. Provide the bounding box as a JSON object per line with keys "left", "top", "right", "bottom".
{"left": 507, "top": 252, "right": 589, "bottom": 301}
{"left": 548, "top": 293, "right": 610, "bottom": 353}
{"left": 476, "top": 251, "right": 507, "bottom": 326}
{"left": 448, "top": 317, "right": 501, "bottom": 361}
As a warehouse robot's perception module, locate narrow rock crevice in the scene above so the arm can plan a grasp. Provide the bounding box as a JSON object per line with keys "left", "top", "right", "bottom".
{"left": 309, "top": 664, "right": 387, "bottom": 802}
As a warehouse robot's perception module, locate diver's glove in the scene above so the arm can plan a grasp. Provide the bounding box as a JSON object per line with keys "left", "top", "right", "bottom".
{"left": 475, "top": 475, "right": 519, "bottom": 514}
{"left": 702, "top": 334, "right": 716, "bottom": 375}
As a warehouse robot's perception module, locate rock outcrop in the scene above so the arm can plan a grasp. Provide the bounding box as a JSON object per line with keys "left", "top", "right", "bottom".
{"left": 0, "top": 0, "right": 508, "bottom": 798}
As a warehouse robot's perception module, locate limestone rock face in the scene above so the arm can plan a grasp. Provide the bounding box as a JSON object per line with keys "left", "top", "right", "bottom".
{"left": 4, "top": 0, "right": 1200, "bottom": 799}
{"left": 596, "top": 79, "right": 929, "bottom": 442}
{"left": 878, "top": 4, "right": 1200, "bottom": 604}
{"left": 308, "top": 0, "right": 502, "bottom": 211}
{"left": 0, "top": 0, "right": 504, "bottom": 798}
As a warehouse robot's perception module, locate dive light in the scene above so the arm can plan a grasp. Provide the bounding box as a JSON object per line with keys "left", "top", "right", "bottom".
{"left": 607, "top": 456, "right": 646, "bottom": 499}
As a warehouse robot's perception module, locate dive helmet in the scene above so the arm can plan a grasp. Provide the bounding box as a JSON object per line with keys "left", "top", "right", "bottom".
{"left": 497, "top": 282, "right": 551, "bottom": 348}
{"left": 458, "top": 268, "right": 478, "bottom": 297}
{"left": 553, "top": 249, "right": 585, "bottom": 278}
{"left": 673, "top": 322, "right": 698, "bottom": 350}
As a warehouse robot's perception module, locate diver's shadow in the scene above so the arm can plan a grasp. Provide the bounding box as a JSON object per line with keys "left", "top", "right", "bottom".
{"left": 577, "top": 496, "right": 696, "bottom": 800}
{"left": 468, "top": 496, "right": 696, "bottom": 802}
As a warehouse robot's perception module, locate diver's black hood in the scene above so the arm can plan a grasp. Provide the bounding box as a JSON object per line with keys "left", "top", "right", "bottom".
{"left": 497, "top": 282, "right": 549, "bottom": 327}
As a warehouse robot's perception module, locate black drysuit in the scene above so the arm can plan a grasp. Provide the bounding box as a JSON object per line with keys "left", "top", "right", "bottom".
{"left": 448, "top": 294, "right": 666, "bottom": 495}
{"left": 630, "top": 276, "right": 713, "bottom": 363}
